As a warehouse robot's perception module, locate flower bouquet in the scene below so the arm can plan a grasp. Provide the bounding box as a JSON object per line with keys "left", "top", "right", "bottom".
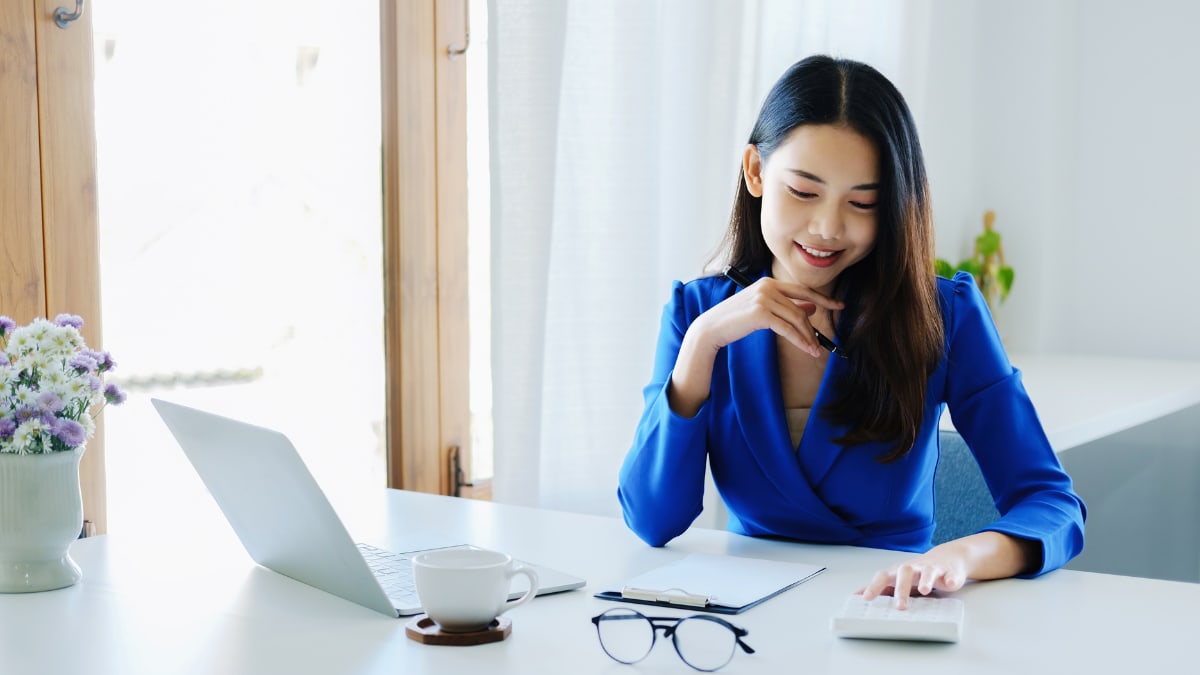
{"left": 0, "top": 313, "right": 126, "bottom": 592}
{"left": 0, "top": 314, "right": 125, "bottom": 455}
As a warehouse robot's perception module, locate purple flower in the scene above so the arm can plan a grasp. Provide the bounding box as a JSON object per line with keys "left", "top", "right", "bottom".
{"left": 103, "top": 383, "right": 127, "bottom": 405}
{"left": 0, "top": 419, "right": 15, "bottom": 440}
{"left": 36, "top": 391, "right": 64, "bottom": 413}
{"left": 0, "top": 316, "right": 14, "bottom": 336}
{"left": 0, "top": 352, "right": 8, "bottom": 366}
{"left": 50, "top": 417, "right": 86, "bottom": 447}
{"left": 69, "top": 353, "right": 99, "bottom": 374}
{"left": 53, "top": 314, "right": 84, "bottom": 329}
{"left": 86, "top": 374, "right": 102, "bottom": 392}
{"left": 95, "top": 351, "right": 116, "bottom": 373}
{"left": 14, "top": 407, "right": 37, "bottom": 423}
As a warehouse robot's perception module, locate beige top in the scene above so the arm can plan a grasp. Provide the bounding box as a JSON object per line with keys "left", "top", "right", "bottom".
{"left": 785, "top": 407, "right": 812, "bottom": 450}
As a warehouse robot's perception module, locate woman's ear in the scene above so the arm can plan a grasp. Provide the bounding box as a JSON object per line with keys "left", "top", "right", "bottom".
{"left": 742, "top": 145, "right": 764, "bottom": 198}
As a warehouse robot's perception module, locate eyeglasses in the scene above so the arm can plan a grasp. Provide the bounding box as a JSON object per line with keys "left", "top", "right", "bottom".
{"left": 590, "top": 608, "right": 756, "bottom": 672}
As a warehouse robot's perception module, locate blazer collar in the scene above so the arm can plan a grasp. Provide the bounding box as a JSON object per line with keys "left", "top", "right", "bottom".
{"left": 726, "top": 326, "right": 858, "bottom": 531}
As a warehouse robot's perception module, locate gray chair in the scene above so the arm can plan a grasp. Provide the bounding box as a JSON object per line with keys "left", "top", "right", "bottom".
{"left": 932, "top": 431, "right": 999, "bottom": 545}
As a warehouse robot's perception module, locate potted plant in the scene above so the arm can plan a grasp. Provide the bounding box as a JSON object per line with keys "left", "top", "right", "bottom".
{"left": 936, "top": 210, "right": 1014, "bottom": 312}
{"left": 0, "top": 314, "right": 125, "bottom": 592}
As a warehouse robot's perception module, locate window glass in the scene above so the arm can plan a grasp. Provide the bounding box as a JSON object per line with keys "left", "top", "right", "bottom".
{"left": 92, "top": 0, "right": 385, "bottom": 530}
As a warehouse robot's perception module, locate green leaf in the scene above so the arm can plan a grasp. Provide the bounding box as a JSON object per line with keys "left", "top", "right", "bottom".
{"left": 976, "top": 230, "right": 1001, "bottom": 256}
{"left": 997, "top": 266, "right": 1015, "bottom": 301}
{"left": 957, "top": 259, "right": 983, "bottom": 279}
{"left": 934, "top": 259, "right": 954, "bottom": 278}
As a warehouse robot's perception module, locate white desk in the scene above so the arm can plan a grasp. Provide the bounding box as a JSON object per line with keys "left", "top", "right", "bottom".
{"left": 1, "top": 489, "right": 1195, "bottom": 674}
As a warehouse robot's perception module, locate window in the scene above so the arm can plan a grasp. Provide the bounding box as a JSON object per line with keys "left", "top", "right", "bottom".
{"left": 93, "top": 1, "right": 387, "bottom": 529}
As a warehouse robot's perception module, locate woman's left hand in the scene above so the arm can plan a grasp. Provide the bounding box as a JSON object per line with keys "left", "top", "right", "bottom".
{"left": 859, "top": 543, "right": 969, "bottom": 609}
{"left": 858, "top": 532, "right": 1038, "bottom": 608}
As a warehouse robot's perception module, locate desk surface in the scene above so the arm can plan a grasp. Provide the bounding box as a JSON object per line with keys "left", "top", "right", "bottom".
{"left": 1, "top": 489, "right": 1195, "bottom": 674}
{"left": 939, "top": 352, "right": 1200, "bottom": 451}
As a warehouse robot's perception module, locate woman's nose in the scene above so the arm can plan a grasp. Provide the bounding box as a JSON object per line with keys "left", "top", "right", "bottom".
{"left": 808, "top": 205, "right": 843, "bottom": 240}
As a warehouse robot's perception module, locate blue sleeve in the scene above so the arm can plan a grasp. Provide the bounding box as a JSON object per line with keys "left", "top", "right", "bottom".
{"left": 617, "top": 281, "right": 711, "bottom": 547}
{"left": 942, "top": 273, "right": 1087, "bottom": 576}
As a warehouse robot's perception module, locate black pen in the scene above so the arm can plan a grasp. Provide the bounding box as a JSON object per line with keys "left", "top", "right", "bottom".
{"left": 722, "top": 265, "right": 849, "bottom": 359}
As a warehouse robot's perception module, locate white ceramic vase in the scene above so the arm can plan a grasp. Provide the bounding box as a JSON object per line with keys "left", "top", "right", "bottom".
{"left": 0, "top": 446, "right": 84, "bottom": 593}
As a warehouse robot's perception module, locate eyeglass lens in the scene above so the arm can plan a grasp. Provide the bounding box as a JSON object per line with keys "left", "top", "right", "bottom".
{"left": 672, "top": 615, "right": 739, "bottom": 671}
{"left": 594, "top": 608, "right": 740, "bottom": 672}
{"left": 595, "top": 609, "right": 656, "bottom": 664}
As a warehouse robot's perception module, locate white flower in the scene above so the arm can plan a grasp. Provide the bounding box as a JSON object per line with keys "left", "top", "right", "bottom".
{"left": 12, "top": 386, "right": 37, "bottom": 407}
{"left": 0, "top": 365, "right": 15, "bottom": 389}
{"left": 41, "top": 366, "right": 67, "bottom": 388}
{"left": 13, "top": 352, "right": 40, "bottom": 373}
{"left": 42, "top": 325, "right": 82, "bottom": 357}
{"left": 7, "top": 330, "right": 36, "bottom": 356}
{"left": 50, "top": 383, "right": 75, "bottom": 405}
{"left": 79, "top": 411, "right": 95, "bottom": 438}
{"left": 12, "top": 419, "right": 46, "bottom": 454}
{"left": 27, "top": 318, "right": 53, "bottom": 341}
{"left": 25, "top": 351, "right": 52, "bottom": 373}
{"left": 64, "top": 376, "right": 90, "bottom": 400}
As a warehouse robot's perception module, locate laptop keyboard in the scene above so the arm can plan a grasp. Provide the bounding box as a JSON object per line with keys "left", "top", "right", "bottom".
{"left": 357, "top": 543, "right": 419, "bottom": 606}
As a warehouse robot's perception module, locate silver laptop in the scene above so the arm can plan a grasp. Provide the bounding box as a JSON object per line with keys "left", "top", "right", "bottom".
{"left": 151, "top": 398, "right": 586, "bottom": 618}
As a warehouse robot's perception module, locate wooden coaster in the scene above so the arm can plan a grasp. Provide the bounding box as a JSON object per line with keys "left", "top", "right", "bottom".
{"left": 405, "top": 614, "right": 512, "bottom": 646}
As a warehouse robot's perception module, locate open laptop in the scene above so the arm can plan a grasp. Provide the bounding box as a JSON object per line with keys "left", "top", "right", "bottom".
{"left": 151, "top": 398, "right": 586, "bottom": 618}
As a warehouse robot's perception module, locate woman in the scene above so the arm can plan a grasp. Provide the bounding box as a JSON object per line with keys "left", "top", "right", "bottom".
{"left": 618, "top": 55, "right": 1085, "bottom": 606}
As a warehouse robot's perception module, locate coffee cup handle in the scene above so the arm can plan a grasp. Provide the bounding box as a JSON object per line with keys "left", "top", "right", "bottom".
{"left": 500, "top": 563, "right": 539, "bottom": 614}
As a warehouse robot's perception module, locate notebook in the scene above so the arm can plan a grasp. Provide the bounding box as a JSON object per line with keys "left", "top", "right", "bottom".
{"left": 151, "top": 398, "right": 586, "bottom": 618}
{"left": 595, "top": 552, "right": 825, "bottom": 614}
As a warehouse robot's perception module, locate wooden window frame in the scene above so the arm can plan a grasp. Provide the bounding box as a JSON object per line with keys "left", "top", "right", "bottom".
{"left": 380, "top": 0, "right": 474, "bottom": 497}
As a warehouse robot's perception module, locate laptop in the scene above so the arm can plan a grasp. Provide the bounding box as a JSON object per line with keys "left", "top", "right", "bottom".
{"left": 151, "top": 398, "right": 586, "bottom": 618}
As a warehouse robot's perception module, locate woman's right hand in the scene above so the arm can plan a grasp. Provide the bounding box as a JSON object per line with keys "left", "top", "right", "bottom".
{"left": 667, "top": 277, "right": 842, "bottom": 417}
{"left": 693, "top": 276, "right": 843, "bottom": 359}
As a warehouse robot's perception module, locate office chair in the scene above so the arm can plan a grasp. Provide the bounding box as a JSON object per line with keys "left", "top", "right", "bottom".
{"left": 932, "top": 431, "right": 1000, "bottom": 545}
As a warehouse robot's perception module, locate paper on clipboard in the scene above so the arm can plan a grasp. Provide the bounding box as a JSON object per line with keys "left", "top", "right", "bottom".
{"left": 595, "top": 553, "right": 825, "bottom": 614}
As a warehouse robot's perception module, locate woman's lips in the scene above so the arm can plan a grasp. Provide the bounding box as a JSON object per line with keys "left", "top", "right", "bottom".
{"left": 797, "top": 242, "right": 843, "bottom": 268}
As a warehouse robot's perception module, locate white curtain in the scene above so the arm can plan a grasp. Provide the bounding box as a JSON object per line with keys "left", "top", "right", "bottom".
{"left": 489, "top": 0, "right": 932, "bottom": 520}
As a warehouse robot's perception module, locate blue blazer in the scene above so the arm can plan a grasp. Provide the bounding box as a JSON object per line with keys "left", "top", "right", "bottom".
{"left": 618, "top": 271, "right": 1086, "bottom": 576}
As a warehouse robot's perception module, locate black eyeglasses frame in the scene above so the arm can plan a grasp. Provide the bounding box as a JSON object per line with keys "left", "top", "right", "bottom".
{"left": 590, "top": 608, "right": 756, "bottom": 672}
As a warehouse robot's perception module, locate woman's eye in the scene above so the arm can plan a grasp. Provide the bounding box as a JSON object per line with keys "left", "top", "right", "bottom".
{"left": 850, "top": 201, "right": 878, "bottom": 210}
{"left": 786, "top": 186, "right": 817, "bottom": 199}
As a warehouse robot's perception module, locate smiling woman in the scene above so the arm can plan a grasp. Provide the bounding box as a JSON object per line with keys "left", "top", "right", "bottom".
{"left": 618, "top": 55, "right": 1084, "bottom": 609}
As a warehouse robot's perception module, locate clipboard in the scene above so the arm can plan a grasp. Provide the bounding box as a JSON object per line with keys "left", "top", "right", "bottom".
{"left": 594, "top": 553, "right": 825, "bottom": 615}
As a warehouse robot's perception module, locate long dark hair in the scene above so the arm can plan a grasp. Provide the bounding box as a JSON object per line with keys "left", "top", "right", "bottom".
{"left": 719, "top": 55, "right": 944, "bottom": 462}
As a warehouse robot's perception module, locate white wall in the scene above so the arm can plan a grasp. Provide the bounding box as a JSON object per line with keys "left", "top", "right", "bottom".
{"left": 1062, "top": 0, "right": 1200, "bottom": 358}
{"left": 923, "top": 0, "right": 1200, "bottom": 358}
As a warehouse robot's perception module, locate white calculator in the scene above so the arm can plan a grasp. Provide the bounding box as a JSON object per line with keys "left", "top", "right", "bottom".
{"left": 831, "top": 594, "right": 965, "bottom": 643}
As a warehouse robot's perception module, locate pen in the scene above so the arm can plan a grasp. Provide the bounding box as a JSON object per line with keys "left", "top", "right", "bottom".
{"left": 722, "top": 265, "right": 849, "bottom": 359}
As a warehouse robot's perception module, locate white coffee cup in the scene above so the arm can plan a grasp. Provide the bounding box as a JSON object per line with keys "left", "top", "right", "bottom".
{"left": 411, "top": 548, "right": 539, "bottom": 633}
